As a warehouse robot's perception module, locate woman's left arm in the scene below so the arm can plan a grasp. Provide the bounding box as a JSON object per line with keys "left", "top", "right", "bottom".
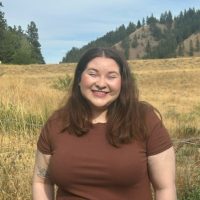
{"left": 148, "top": 147, "right": 177, "bottom": 200}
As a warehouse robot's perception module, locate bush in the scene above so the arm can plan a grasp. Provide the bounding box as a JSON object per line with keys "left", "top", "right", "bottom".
{"left": 52, "top": 75, "right": 72, "bottom": 91}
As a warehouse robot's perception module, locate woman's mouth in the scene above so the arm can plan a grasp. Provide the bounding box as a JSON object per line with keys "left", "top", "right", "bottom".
{"left": 92, "top": 90, "right": 109, "bottom": 97}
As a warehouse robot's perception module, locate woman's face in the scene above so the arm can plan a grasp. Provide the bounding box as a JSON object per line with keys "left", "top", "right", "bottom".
{"left": 79, "top": 57, "right": 121, "bottom": 112}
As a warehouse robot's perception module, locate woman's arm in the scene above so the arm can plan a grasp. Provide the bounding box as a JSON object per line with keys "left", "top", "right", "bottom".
{"left": 148, "top": 147, "right": 177, "bottom": 200}
{"left": 32, "top": 150, "right": 54, "bottom": 200}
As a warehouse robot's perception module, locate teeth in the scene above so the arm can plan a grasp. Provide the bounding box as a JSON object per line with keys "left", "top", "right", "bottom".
{"left": 93, "top": 90, "right": 108, "bottom": 93}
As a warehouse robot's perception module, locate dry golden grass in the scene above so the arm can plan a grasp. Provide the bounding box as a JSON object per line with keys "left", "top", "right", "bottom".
{"left": 0, "top": 57, "right": 200, "bottom": 199}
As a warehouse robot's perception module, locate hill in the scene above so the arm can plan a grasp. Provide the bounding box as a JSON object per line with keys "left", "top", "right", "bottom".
{"left": 61, "top": 8, "right": 200, "bottom": 63}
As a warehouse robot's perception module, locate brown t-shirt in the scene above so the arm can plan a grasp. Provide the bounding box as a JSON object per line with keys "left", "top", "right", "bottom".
{"left": 37, "top": 109, "right": 172, "bottom": 200}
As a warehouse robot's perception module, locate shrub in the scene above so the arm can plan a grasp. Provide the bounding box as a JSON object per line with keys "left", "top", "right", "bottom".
{"left": 52, "top": 75, "right": 72, "bottom": 91}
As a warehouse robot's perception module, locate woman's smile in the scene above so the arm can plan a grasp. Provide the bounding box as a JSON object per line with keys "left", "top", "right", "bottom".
{"left": 92, "top": 90, "right": 108, "bottom": 97}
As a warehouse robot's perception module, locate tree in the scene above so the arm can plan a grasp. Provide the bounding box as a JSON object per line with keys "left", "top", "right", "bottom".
{"left": 1, "top": 27, "right": 34, "bottom": 64}
{"left": 177, "top": 43, "right": 184, "bottom": 56}
{"left": 62, "top": 47, "right": 80, "bottom": 63}
{"left": 131, "top": 35, "right": 138, "bottom": 48}
{"left": 0, "top": 2, "right": 45, "bottom": 64}
{"left": 145, "top": 40, "right": 151, "bottom": 53}
{"left": 150, "top": 24, "right": 162, "bottom": 40}
{"left": 166, "top": 11, "right": 173, "bottom": 29}
{"left": 1, "top": 29, "right": 19, "bottom": 63}
{"left": 142, "top": 18, "right": 145, "bottom": 26}
{"left": 126, "top": 22, "right": 136, "bottom": 35}
{"left": 146, "top": 14, "right": 158, "bottom": 25}
{"left": 189, "top": 39, "right": 194, "bottom": 56}
{"left": 195, "top": 36, "right": 200, "bottom": 51}
{"left": 0, "top": 2, "right": 6, "bottom": 35}
{"left": 0, "top": 2, "right": 7, "bottom": 62}
{"left": 121, "top": 37, "right": 130, "bottom": 59}
{"left": 136, "top": 20, "right": 141, "bottom": 29}
{"left": 12, "top": 37, "right": 33, "bottom": 64}
{"left": 27, "top": 21, "right": 45, "bottom": 63}
{"left": 160, "top": 11, "right": 173, "bottom": 28}
{"left": 27, "top": 21, "right": 40, "bottom": 48}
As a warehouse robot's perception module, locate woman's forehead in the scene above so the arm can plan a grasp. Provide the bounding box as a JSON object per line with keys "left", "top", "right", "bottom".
{"left": 86, "top": 57, "right": 120, "bottom": 71}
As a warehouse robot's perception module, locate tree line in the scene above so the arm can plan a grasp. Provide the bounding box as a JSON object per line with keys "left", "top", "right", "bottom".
{"left": 0, "top": 2, "right": 44, "bottom": 64}
{"left": 61, "top": 8, "right": 200, "bottom": 62}
{"left": 144, "top": 8, "right": 200, "bottom": 58}
{"left": 61, "top": 22, "right": 137, "bottom": 63}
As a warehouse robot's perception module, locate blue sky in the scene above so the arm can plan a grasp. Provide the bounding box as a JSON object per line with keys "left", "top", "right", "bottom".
{"left": 2, "top": 0, "right": 200, "bottom": 64}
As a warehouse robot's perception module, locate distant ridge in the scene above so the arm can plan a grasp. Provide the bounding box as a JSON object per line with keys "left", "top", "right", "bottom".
{"left": 61, "top": 8, "right": 200, "bottom": 63}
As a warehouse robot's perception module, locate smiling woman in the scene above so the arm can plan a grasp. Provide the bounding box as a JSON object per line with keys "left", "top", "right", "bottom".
{"left": 79, "top": 57, "right": 121, "bottom": 121}
{"left": 32, "top": 47, "right": 177, "bottom": 200}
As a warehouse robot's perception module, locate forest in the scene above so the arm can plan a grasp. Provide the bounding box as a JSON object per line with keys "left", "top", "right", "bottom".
{"left": 0, "top": 2, "right": 44, "bottom": 64}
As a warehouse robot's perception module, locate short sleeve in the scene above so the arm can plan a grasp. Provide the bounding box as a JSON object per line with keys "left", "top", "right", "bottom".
{"left": 146, "top": 109, "right": 172, "bottom": 156}
{"left": 37, "top": 121, "right": 52, "bottom": 155}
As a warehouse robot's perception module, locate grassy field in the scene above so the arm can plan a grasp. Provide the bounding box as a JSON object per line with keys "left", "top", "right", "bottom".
{"left": 0, "top": 57, "right": 200, "bottom": 199}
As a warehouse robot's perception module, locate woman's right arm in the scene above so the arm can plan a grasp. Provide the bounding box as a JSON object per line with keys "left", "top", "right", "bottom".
{"left": 32, "top": 150, "right": 54, "bottom": 200}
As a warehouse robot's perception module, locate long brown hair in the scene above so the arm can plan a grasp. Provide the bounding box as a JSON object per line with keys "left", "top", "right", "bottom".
{"left": 59, "top": 47, "right": 150, "bottom": 147}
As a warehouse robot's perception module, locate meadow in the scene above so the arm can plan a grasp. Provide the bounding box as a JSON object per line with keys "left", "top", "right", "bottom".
{"left": 0, "top": 57, "right": 200, "bottom": 199}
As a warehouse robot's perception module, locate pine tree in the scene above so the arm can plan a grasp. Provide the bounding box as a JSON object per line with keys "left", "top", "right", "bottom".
{"left": 12, "top": 37, "right": 33, "bottom": 64}
{"left": 178, "top": 44, "right": 184, "bottom": 56}
{"left": 136, "top": 20, "right": 141, "bottom": 29}
{"left": 145, "top": 40, "right": 151, "bottom": 53}
{"left": 0, "top": 2, "right": 7, "bottom": 62}
{"left": 142, "top": 18, "right": 145, "bottom": 26}
{"left": 195, "top": 36, "right": 200, "bottom": 51}
{"left": 121, "top": 37, "right": 130, "bottom": 59}
{"left": 126, "top": 22, "right": 136, "bottom": 35}
{"left": 131, "top": 35, "right": 138, "bottom": 48}
{"left": 166, "top": 11, "right": 173, "bottom": 29}
{"left": 0, "top": 2, "right": 6, "bottom": 36}
{"left": 27, "top": 21, "right": 45, "bottom": 63}
{"left": 146, "top": 14, "right": 157, "bottom": 25}
{"left": 189, "top": 40, "right": 194, "bottom": 56}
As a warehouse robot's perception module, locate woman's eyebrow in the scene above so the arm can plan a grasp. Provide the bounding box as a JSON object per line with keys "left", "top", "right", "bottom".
{"left": 108, "top": 71, "right": 120, "bottom": 75}
{"left": 86, "top": 67, "right": 98, "bottom": 72}
{"left": 86, "top": 68, "right": 120, "bottom": 74}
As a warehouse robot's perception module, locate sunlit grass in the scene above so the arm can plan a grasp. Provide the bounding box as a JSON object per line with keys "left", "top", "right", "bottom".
{"left": 0, "top": 57, "right": 200, "bottom": 199}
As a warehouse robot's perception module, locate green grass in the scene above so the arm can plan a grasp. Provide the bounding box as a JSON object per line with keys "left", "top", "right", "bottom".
{"left": 0, "top": 101, "right": 50, "bottom": 134}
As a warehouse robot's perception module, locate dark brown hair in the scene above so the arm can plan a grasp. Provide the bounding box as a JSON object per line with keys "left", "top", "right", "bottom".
{"left": 59, "top": 47, "right": 150, "bottom": 147}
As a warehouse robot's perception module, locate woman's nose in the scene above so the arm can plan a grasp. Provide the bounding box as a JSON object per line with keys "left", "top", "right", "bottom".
{"left": 95, "top": 77, "right": 106, "bottom": 88}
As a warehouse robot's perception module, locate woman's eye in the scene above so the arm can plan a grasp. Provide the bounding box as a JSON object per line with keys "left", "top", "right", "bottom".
{"left": 108, "top": 76, "right": 116, "bottom": 79}
{"left": 108, "top": 74, "right": 118, "bottom": 79}
{"left": 89, "top": 73, "right": 97, "bottom": 77}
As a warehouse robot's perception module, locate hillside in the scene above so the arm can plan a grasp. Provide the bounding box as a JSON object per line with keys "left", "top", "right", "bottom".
{"left": 113, "top": 24, "right": 162, "bottom": 59}
{"left": 61, "top": 8, "right": 200, "bottom": 62}
{"left": 114, "top": 25, "right": 200, "bottom": 59}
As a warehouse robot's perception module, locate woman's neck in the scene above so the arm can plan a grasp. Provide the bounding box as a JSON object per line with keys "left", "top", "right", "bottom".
{"left": 91, "top": 109, "right": 107, "bottom": 124}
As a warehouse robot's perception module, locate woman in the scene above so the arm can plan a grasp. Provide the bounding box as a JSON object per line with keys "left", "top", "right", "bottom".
{"left": 32, "top": 47, "right": 177, "bottom": 200}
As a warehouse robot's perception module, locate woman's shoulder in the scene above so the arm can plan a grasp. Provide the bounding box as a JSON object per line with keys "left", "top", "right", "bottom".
{"left": 44, "top": 108, "right": 66, "bottom": 133}
{"left": 138, "top": 101, "right": 156, "bottom": 115}
{"left": 138, "top": 101, "right": 162, "bottom": 127}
